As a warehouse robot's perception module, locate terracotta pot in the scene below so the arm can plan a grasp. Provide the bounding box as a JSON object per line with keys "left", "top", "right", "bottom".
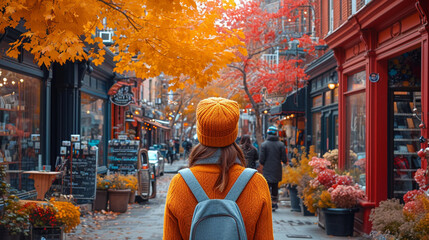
{"left": 129, "top": 191, "right": 136, "bottom": 204}
{"left": 108, "top": 189, "right": 131, "bottom": 213}
{"left": 93, "top": 189, "right": 108, "bottom": 211}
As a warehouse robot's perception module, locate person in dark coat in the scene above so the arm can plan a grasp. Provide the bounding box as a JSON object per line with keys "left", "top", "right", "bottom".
{"left": 259, "top": 126, "right": 287, "bottom": 211}
{"left": 239, "top": 135, "right": 259, "bottom": 169}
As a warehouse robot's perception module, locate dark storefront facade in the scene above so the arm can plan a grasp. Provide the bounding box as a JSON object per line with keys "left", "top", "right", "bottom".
{"left": 0, "top": 27, "right": 115, "bottom": 198}
{"left": 305, "top": 50, "right": 339, "bottom": 156}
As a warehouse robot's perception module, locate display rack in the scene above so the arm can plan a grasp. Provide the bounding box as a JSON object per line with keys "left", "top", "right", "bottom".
{"left": 391, "top": 90, "right": 421, "bottom": 200}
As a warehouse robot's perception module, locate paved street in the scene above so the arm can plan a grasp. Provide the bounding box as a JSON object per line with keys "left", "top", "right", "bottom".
{"left": 66, "top": 159, "right": 365, "bottom": 240}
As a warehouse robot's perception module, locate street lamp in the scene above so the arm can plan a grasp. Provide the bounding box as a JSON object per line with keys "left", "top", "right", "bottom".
{"left": 328, "top": 71, "right": 338, "bottom": 90}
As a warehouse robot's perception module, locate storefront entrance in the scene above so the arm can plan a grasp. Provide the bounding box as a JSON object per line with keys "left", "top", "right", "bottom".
{"left": 387, "top": 48, "right": 422, "bottom": 201}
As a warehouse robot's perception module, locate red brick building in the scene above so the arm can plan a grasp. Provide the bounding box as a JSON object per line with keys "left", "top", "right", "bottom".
{"left": 314, "top": 0, "right": 429, "bottom": 234}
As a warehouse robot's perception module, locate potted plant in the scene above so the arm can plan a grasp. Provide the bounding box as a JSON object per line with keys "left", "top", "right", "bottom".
{"left": 124, "top": 175, "right": 138, "bottom": 204}
{"left": 25, "top": 197, "right": 81, "bottom": 239}
{"left": 0, "top": 165, "right": 30, "bottom": 239}
{"left": 280, "top": 146, "right": 317, "bottom": 213}
{"left": 94, "top": 175, "right": 111, "bottom": 211}
{"left": 302, "top": 157, "right": 365, "bottom": 236}
{"left": 369, "top": 167, "right": 429, "bottom": 240}
{"left": 105, "top": 174, "right": 131, "bottom": 213}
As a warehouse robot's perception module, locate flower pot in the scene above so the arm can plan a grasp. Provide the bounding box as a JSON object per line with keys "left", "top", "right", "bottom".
{"left": 288, "top": 185, "right": 301, "bottom": 212}
{"left": 322, "top": 208, "right": 357, "bottom": 236}
{"left": 94, "top": 189, "right": 108, "bottom": 211}
{"left": 0, "top": 226, "right": 24, "bottom": 240}
{"left": 108, "top": 189, "right": 131, "bottom": 213}
{"left": 300, "top": 198, "right": 314, "bottom": 216}
{"left": 317, "top": 208, "right": 325, "bottom": 229}
{"left": 31, "top": 226, "right": 63, "bottom": 240}
{"left": 129, "top": 191, "right": 136, "bottom": 204}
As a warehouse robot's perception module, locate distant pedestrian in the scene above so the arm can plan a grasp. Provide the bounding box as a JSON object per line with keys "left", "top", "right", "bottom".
{"left": 240, "top": 135, "right": 259, "bottom": 169}
{"left": 259, "top": 126, "right": 287, "bottom": 211}
{"left": 163, "top": 97, "right": 273, "bottom": 240}
{"left": 182, "top": 138, "right": 192, "bottom": 159}
{"left": 174, "top": 139, "right": 180, "bottom": 160}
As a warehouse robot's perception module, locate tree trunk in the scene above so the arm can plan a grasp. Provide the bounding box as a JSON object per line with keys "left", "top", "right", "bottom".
{"left": 254, "top": 112, "right": 263, "bottom": 147}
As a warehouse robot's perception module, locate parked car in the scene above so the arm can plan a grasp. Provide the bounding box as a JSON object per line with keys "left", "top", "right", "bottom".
{"left": 148, "top": 150, "right": 165, "bottom": 176}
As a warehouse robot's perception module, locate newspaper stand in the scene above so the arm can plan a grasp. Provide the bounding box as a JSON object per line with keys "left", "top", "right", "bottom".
{"left": 136, "top": 148, "right": 156, "bottom": 201}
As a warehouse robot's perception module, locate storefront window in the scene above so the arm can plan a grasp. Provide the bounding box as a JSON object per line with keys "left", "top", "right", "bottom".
{"left": 0, "top": 68, "right": 41, "bottom": 193}
{"left": 345, "top": 91, "right": 366, "bottom": 190}
{"left": 347, "top": 71, "right": 366, "bottom": 91}
{"left": 312, "top": 112, "right": 321, "bottom": 154}
{"left": 388, "top": 49, "right": 421, "bottom": 88}
{"left": 324, "top": 91, "right": 331, "bottom": 105}
{"left": 81, "top": 93, "right": 105, "bottom": 166}
{"left": 333, "top": 88, "right": 338, "bottom": 103}
{"left": 312, "top": 95, "right": 322, "bottom": 108}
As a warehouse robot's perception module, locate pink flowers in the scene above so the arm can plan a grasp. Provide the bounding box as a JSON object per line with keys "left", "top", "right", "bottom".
{"left": 317, "top": 169, "right": 337, "bottom": 188}
{"left": 414, "top": 168, "right": 428, "bottom": 190}
{"left": 309, "top": 157, "right": 331, "bottom": 173}
{"left": 403, "top": 189, "right": 425, "bottom": 203}
{"left": 329, "top": 184, "right": 365, "bottom": 208}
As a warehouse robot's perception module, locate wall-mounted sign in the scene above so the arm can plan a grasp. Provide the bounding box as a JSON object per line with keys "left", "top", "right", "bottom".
{"left": 369, "top": 73, "right": 380, "bottom": 83}
{"left": 109, "top": 85, "right": 134, "bottom": 106}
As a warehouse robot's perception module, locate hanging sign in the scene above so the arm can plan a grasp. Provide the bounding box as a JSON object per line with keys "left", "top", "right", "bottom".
{"left": 369, "top": 73, "right": 379, "bottom": 83}
{"left": 109, "top": 85, "right": 134, "bottom": 106}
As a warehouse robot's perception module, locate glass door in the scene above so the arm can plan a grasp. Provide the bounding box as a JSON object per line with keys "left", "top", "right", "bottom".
{"left": 389, "top": 90, "right": 421, "bottom": 200}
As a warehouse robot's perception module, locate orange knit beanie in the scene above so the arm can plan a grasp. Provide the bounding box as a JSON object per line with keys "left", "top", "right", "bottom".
{"left": 196, "top": 97, "right": 240, "bottom": 147}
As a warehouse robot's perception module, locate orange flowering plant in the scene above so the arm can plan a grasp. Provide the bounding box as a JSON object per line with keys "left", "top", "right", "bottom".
{"left": 123, "top": 175, "right": 138, "bottom": 192}
{"left": 96, "top": 175, "right": 111, "bottom": 190}
{"left": 50, "top": 198, "right": 81, "bottom": 233}
{"left": 279, "top": 146, "right": 317, "bottom": 188}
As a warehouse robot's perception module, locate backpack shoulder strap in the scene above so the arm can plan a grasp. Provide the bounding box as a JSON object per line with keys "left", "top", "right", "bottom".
{"left": 178, "top": 168, "right": 209, "bottom": 202}
{"left": 225, "top": 168, "right": 257, "bottom": 202}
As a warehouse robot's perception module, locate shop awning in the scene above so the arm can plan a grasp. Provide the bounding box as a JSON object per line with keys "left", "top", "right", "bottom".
{"left": 146, "top": 120, "right": 170, "bottom": 130}
{"left": 270, "top": 88, "right": 306, "bottom": 116}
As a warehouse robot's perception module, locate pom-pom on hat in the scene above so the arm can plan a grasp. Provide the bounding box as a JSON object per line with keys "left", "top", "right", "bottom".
{"left": 196, "top": 97, "right": 240, "bottom": 147}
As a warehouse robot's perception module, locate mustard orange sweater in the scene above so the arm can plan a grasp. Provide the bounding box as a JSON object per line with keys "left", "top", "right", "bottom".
{"left": 163, "top": 164, "right": 274, "bottom": 240}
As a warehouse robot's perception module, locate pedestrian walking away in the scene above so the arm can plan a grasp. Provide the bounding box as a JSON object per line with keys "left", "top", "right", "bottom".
{"left": 259, "top": 126, "right": 287, "bottom": 212}
{"left": 163, "top": 97, "right": 274, "bottom": 240}
{"left": 240, "top": 134, "right": 259, "bottom": 170}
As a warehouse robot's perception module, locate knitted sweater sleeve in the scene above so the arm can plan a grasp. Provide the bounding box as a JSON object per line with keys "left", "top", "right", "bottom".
{"left": 252, "top": 173, "right": 274, "bottom": 240}
{"left": 163, "top": 174, "right": 183, "bottom": 240}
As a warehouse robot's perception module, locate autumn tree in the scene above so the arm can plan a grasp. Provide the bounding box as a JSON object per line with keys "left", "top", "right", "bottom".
{"left": 0, "top": 0, "right": 245, "bottom": 88}
{"left": 218, "top": 0, "right": 321, "bottom": 145}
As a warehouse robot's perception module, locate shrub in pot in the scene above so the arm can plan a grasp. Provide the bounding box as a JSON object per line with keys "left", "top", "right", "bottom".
{"left": 106, "top": 174, "right": 131, "bottom": 213}
{"left": 94, "top": 175, "right": 111, "bottom": 211}
{"left": 124, "top": 175, "right": 138, "bottom": 204}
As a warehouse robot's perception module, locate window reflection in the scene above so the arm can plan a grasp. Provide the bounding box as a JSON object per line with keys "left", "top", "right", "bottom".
{"left": 81, "top": 93, "right": 105, "bottom": 166}
{"left": 0, "top": 68, "right": 41, "bottom": 192}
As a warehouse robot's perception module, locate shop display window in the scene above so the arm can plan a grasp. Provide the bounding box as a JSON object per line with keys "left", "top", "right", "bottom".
{"left": 312, "top": 112, "right": 321, "bottom": 154}
{"left": 312, "top": 95, "right": 322, "bottom": 108}
{"left": 0, "top": 68, "right": 41, "bottom": 193}
{"left": 347, "top": 71, "right": 366, "bottom": 91}
{"left": 81, "top": 93, "right": 106, "bottom": 166}
{"left": 345, "top": 87, "right": 366, "bottom": 190}
{"left": 388, "top": 49, "right": 421, "bottom": 88}
{"left": 324, "top": 91, "right": 331, "bottom": 105}
{"left": 333, "top": 88, "right": 338, "bottom": 103}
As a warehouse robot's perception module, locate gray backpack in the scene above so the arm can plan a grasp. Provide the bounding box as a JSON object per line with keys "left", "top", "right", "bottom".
{"left": 178, "top": 168, "right": 257, "bottom": 240}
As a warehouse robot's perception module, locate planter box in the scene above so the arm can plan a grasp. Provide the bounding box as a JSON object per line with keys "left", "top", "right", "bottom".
{"left": 31, "top": 226, "right": 63, "bottom": 240}
{"left": 108, "top": 189, "right": 131, "bottom": 213}
{"left": 322, "top": 208, "right": 357, "bottom": 237}
{"left": 317, "top": 208, "right": 325, "bottom": 229}
{"left": 300, "top": 198, "right": 314, "bottom": 216}
{"left": 93, "top": 189, "right": 108, "bottom": 211}
{"left": 129, "top": 191, "right": 136, "bottom": 204}
{"left": 287, "top": 186, "right": 301, "bottom": 212}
